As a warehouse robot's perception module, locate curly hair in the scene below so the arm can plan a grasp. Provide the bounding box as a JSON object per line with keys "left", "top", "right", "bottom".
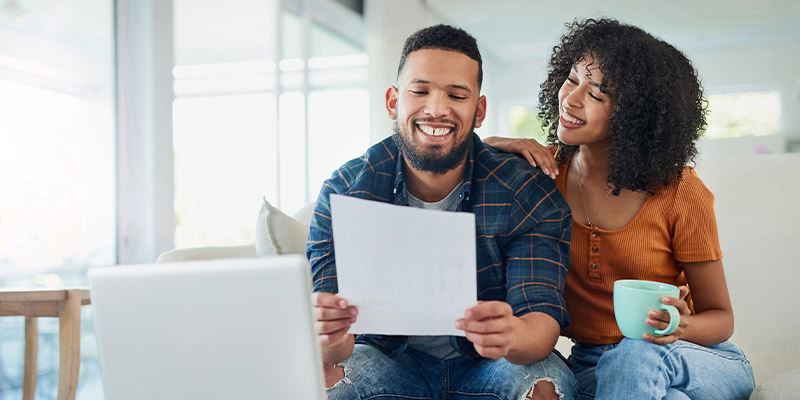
{"left": 539, "top": 18, "right": 707, "bottom": 194}
{"left": 397, "top": 24, "right": 483, "bottom": 89}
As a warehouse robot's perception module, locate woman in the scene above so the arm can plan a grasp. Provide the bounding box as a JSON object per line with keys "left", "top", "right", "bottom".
{"left": 485, "top": 18, "right": 754, "bottom": 399}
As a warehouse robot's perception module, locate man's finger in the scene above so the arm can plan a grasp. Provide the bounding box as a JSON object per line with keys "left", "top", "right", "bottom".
{"left": 473, "top": 344, "right": 509, "bottom": 359}
{"left": 313, "top": 292, "right": 349, "bottom": 309}
{"left": 464, "top": 331, "right": 512, "bottom": 347}
{"left": 457, "top": 316, "right": 513, "bottom": 334}
{"left": 464, "top": 301, "right": 512, "bottom": 320}
{"left": 316, "top": 318, "right": 353, "bottom": 335}
{"left": 319, "top": 328, "right": 350, "bottom": 347}
{"left": 314, "top": 306, "right": 357, "bottom": 322}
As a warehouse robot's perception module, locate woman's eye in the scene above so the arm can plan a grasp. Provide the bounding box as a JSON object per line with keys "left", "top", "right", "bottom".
{"left": 589, "top": 92, "right": 604, "bottom": 102}
{"left": 566, "top": 77, "right": 578, "bottom": 85}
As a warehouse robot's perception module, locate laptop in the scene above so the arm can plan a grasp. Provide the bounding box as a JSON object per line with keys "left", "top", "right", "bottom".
{"left": 88, "top": 255, "right": 325, "bottom": 400}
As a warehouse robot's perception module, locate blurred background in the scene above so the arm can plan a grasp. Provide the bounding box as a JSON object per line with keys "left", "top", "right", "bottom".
{"left": 0, "top": 0, "right": 797, "bottom": 398}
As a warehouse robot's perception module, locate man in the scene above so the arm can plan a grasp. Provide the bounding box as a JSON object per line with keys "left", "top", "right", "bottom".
{"left": 307, "top": 24, "right": 577, "bottom": 400}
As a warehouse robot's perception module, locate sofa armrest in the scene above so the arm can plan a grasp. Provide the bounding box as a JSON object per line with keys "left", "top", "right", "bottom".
{"left": 156, "top": 243, "right": 257, "bottom": 263}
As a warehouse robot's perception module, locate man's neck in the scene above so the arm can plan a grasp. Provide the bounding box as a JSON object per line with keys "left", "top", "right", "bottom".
{"left": 404, "top": 159, "right": 467, "bottom": 203}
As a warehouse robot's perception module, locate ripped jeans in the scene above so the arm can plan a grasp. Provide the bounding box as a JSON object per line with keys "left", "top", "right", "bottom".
{"left": 327, "top": 343, "right": 578, "bottom": 400}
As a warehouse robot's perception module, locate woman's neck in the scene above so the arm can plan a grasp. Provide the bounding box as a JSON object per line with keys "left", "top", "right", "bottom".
{"left": 575, "top": 144, "right": 609, "bottom": 182}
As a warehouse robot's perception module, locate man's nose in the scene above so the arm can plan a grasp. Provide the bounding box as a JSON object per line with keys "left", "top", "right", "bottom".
{"left": 423, "top": 92, "right": 450, "bottom": 118}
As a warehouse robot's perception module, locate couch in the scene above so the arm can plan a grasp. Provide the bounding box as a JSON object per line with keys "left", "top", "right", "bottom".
{"left": 157, "top": 153, "right": 800, "bottom": 399}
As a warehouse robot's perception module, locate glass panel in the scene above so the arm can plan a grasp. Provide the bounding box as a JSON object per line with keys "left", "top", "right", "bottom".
{"left": 0, "top": 1, "right": 114, "bottom": 398}
{"left": 706, "top": 91, "right": 781, "bottom": 139}
{"left": 307, "top": 89, "right": 369, "bottom": 197}
{"left": 174, "top": 0, "right": 277, "bottom": 66}
{"left": 281, "top": 10, "right": 303, "bottom": 60}
{"left": 507, "top": 105, "right": 548, "bottom": 143}
{"left": 173, "top": 0, "right": 279, "bottom": 247}
{"left": 310, "top": 21, "right": 362, "bottom": 58}
{"left": 173, "top": 94, "right": 277, "bottom": 248}
{"left": 279, "top": 92, "right": 307, "bottom": 214}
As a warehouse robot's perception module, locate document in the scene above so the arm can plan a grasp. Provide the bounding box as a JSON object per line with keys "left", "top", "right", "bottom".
{"left": 330, "top": 194, "right": 477, "bottom": 336}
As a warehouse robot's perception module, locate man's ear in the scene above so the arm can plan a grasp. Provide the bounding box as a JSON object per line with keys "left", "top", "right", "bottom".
{"left": 385, "top": 86, "right": 398, "bottom": 120}
{"left": 474, "top": 95, "right": 487, "bottom": 128}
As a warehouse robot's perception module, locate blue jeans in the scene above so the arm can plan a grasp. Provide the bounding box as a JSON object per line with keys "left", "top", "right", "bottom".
{"left": 569, "top": 339, "right": 754, "bottom": 400}
{"left": 327, "top": 343, "right": 579, "bottom": 399}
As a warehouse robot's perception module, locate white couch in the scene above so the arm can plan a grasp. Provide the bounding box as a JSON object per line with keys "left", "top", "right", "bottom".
{"left": 157, "top": 154, "right": 800, "bottom": 398}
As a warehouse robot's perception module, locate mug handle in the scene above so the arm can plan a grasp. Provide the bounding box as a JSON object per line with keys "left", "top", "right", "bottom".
{"left": 654, "top": 304, "right": 680, "bottom": 336}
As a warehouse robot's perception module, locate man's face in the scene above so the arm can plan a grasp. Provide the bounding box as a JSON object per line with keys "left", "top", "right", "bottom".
{"left": 386, "top": 48, "right": 486, "bottom": 175}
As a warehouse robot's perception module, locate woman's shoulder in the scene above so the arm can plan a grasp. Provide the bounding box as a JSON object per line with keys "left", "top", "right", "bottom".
{"left": 652, "top": 166, "right": 715, "bottom": 217}
{"left": 677, "top": 166, "right": 713, "bottom": 197}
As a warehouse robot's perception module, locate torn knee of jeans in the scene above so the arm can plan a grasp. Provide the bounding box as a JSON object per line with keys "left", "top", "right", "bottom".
{"left": 521, "top": 378, "right": 563, "bottom": 400}
{"left": 325, "top": 363, "right": 352, "bottom": 390}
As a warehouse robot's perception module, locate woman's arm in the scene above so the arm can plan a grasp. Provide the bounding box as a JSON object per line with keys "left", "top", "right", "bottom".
{"left": 483, "top": 137, "right": 558, "bottom": 179}
{"left": 645, "top": 259, "right": 734, "bottom": 346}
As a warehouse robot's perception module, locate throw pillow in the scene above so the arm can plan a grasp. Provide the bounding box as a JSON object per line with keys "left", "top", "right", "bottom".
{"left": 255, "top": 197, "right": 313, "bottom": 256}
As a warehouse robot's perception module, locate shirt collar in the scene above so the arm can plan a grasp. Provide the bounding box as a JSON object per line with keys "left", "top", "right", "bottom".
{"left": 392, "top": 133, "right": 476, "bottom": 205}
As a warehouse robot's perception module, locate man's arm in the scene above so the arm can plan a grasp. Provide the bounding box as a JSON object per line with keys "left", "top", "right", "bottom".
{"left": 307, "top": 172, "right": 358, "bottom": 364}
{"left": 457, "top": 172, "right": 572, "bottom": 364}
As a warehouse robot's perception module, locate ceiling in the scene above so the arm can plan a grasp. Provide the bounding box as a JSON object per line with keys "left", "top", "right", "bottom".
{"left": 424, "top": 0, "right": 800, "bottom": 63}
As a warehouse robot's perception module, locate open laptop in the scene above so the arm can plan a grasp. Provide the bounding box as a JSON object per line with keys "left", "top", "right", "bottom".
{"left": 88, "top": 255, "right": 325, "bottom": 400}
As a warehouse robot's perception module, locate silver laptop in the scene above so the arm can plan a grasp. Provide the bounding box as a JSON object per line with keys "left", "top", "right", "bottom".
{"left": 88, "top": 255, "right": 325, "bottom": 400}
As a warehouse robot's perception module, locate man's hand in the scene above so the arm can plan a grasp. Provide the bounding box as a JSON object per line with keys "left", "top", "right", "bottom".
{"left": 312, "top": 292, "right": 358, "bottom": 348}
{"left": 455, "top": 301, "right": 517, "bottom": 359}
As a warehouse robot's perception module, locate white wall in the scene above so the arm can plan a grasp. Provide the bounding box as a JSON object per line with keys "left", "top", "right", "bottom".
{"left": 364, "top": 0, "right": 437, "bottom": 144}
{"left": 482, "top": 38, "right": 800, "bottom": 156}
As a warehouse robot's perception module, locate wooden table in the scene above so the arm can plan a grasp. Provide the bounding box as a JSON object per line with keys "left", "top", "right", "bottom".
{"left": 0, "top": 289, "right": 91, "bottom": 400}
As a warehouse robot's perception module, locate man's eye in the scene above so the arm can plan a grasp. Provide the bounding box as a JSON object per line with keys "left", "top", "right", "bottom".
{"left": 450, "top": 95, "right": 466, "bottom": 100}
{"left": 410, "top": 90, "right": 427, "bottom": 95}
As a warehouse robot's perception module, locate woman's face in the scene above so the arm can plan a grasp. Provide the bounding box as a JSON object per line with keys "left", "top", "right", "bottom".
{"left": 556, "top": 57, "right": 615, "bottom": 147}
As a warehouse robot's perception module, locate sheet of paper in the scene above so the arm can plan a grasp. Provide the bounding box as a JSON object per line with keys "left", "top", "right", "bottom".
{"left": 330, "top": 194, "right": 477, "bottom": 336}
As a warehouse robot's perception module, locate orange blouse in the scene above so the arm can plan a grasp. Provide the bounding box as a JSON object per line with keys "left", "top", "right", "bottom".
{"left": 555, "top": 161, "right": 722, "bottom": 344}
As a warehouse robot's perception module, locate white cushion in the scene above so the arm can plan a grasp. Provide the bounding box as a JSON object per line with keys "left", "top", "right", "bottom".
{"left": 156, "top": 244, "right": 256, "bottom": 263}
{"left": 254, "top": 197, "right": 314, "bottom": 256}
{"left": 751, "top": 369, "right": 800, "bottom": 400}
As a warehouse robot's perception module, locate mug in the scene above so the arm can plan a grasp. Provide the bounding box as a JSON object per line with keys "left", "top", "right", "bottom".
{"left": 613, "top": 279, "right": 680, "bottom": 339}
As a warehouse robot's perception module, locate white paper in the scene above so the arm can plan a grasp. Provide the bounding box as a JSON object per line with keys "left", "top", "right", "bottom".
{"left": 330, "top": 194, "right": 477, "bottom": 336}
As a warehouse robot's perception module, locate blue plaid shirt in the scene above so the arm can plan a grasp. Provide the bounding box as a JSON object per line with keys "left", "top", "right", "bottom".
{"left": 307, "top": 133, "right": 572, "bottom": 358}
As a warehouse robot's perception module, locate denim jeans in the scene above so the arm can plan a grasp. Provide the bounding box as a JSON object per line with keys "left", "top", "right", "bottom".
{"left": 569, "top": 339, "right": 754, "bottom": 400}
{"left": 327, "top": 343, "right": 579, "bottom": 400}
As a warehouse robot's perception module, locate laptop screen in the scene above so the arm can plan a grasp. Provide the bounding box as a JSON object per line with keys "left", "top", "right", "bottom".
{"left": 89, "top": 255, "right": 324, "bottom": 400}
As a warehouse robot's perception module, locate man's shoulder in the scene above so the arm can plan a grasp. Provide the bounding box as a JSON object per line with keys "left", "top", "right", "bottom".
{"left": 326, "top": 136, "right": 399, "bottom": 195}
{"left": 472, "top": 138, "right": 556, "bottom": 195}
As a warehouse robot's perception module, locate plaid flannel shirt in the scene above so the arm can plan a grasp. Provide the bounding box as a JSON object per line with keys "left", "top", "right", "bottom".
{"left": 307, "top": 133, "right": 571, "bottom": 358}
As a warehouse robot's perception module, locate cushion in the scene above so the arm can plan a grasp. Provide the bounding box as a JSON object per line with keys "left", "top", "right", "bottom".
{"left": 751, "top": 369, "right": 800, "bottom": 399}
{"left": 255, "top": 197, "right": 314, "bottom": 256}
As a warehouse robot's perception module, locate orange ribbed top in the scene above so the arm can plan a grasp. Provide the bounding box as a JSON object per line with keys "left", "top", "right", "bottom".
{"left": 555, "top": 162, "right": 722, "bottom": 344}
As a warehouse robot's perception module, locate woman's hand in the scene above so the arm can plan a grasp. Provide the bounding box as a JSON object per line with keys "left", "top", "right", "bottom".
{"left": 483, "top": 137, "right": 557, "bottom": 179}
{"left": 644, "top": 285, "right": 691, "bottom": 345}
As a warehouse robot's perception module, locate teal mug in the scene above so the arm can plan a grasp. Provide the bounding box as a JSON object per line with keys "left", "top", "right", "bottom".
{"left": 613, "top": 279, "right": 680, "bottom": 339}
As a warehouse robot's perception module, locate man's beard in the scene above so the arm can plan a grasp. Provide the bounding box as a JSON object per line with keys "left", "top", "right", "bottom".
{"left": 392, "top": 116, "right": 475, "bottom": 175}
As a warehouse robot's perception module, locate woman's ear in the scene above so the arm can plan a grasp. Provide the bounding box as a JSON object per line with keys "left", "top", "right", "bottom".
{"left": 385, "top": 86, "right": 398, "bottom": 120}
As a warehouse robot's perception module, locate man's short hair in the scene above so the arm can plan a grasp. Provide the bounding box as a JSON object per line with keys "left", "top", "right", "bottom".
{"left": 397, "top": 24, "right": 483, "bottom": 89}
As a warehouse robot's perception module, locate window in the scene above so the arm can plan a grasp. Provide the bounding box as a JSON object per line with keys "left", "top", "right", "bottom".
{"left": 705, "top": 90, "right": 782, "bottom": 139}
{"left": 0, "top": 0, "right": 114, "bottom": 397}
{"left": 506, "top": 105, "right": 548, "bottom": 144}
{"left": 174, "top": 1, "right": 368, "bottom": 247}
